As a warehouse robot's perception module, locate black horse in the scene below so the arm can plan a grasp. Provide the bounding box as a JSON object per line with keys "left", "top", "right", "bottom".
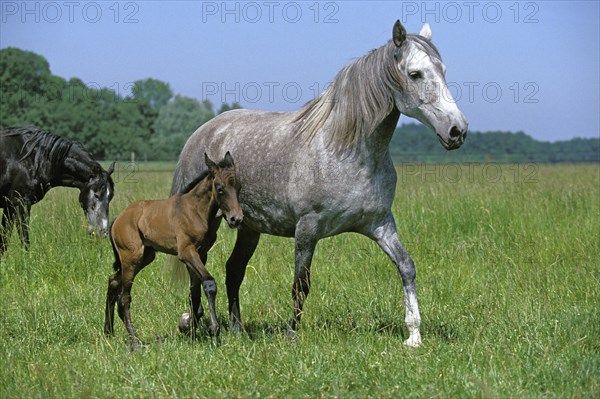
{"left": 0, "top": 127, "right": 115, "bottom": 253}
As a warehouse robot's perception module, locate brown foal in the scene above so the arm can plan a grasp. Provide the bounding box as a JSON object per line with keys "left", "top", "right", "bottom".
{"left": 104, "top": 152, "right": 242, "bottom": 349}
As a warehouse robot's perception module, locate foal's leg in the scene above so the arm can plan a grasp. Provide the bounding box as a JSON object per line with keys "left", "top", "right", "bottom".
{"left": 366, "top": 213, "right": 422, "bottom": 347}
{"left": 225, "top": 225, "right": 261, "bottom": 332}
{"left": 118, "top": 247, "right": 156, "bottom": 350}
{"left": 104, "top": 272, "right": 121, "bottom": 335}
{"left": 104, "top": 238, "right": 123, "bottom": 335}
{"left": 289, "top": 216, "right": 319, "bottom": 336}
{"left": 179, "top": 245, "right": 220, "bottom": 345}
{"left": 186, "top": 229, "right": 218, "bottom": 338}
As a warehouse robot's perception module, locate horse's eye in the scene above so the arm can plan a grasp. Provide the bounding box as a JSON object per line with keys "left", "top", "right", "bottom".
{"left": 215, "top": 184, "right": 224, "bottom": 195}
{"left": 409, "top": 71, "right": 423, "bottom": 80}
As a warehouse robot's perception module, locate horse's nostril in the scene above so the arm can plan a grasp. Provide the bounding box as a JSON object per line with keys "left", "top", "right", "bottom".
{"left": 449, "top": 126, "right": 463, "bottom": 139}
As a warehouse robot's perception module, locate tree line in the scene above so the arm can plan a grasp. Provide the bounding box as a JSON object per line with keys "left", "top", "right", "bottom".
{"left": 391, "top": 124, "right": 599, "bottom": 163}
{"left": 2, "top": 47, "right": 598, "bottom": 163}
{"left": 0, "top": 47, "right": 240, "bottom": 161}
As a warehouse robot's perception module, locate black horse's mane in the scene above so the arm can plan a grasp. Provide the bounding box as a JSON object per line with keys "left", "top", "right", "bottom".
{"left": 180, "top": 170, "right": 211, "bottom": 194}
{"left": 1, "top": 126, "right": 79, "bottom": 174}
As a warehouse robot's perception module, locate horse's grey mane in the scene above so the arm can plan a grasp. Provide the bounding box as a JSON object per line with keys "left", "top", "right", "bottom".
{"left": 293, "top": 34, "right": 441, "bottom": 153}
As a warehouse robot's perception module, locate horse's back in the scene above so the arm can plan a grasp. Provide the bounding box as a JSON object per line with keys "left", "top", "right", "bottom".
{"left": 173, "top": 109, "right": 295, "bottom": 194}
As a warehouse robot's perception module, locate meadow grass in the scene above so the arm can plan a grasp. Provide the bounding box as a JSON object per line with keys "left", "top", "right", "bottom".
{"left": 1, "top": 163, "right": 598, "bottom": 398}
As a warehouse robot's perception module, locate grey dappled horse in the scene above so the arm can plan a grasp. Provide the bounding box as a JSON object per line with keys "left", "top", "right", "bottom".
{"left": 172, "top": 21, "right": 467, "bottom": 347}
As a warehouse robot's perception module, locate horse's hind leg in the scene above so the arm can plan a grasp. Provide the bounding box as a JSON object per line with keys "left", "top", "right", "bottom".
{"left": 225, "top": 225, "right": 261, "bottom": 332}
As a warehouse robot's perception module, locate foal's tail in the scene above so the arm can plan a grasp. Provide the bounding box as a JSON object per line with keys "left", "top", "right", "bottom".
{"left": 108, "top": 220, "right": 121, "bottom": 272}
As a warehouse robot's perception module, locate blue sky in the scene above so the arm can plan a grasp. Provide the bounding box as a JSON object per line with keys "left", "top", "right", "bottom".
{"left": 1, "top": 0, "right": 599, "bottom": 141}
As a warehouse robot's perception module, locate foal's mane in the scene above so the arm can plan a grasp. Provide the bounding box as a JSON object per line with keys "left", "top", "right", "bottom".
{"left": 179, "top": 156, "right": 235, "bottom": 194}
{"left": 293, "top": 35, "right": 441, "bottom": 153}
{"left": 180, "top": 170, "right": 211, "bottom": 194}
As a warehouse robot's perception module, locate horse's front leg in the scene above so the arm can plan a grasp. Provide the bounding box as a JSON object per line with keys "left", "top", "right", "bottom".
{"left": 0, "top": 206, "right": 15, "bottom": 253}
{"left": 225, "top": 225, "right": 261, "bottom": 333}
{"left": 11, "top": 201, "right": 31, "bottom": 250}
{"left": 367, "top": 213, "right": 422, "bottom": 347}
{"left": 19, "top": 204, "right": 31, "bottom": 250}
{"left": 289, "top": 215, "right": 319, "bottom": 336}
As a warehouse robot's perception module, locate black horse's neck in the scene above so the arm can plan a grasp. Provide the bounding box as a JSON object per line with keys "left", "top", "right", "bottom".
{"left": 53, "top": 144, "right": 101, "bottom": 189}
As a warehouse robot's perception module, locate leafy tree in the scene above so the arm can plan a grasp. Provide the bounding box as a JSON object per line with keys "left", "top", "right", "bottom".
{"left": 150, "top": 95, "right": 215, "bottom": 160}
{"left": 131, "top": 78, "right": 173, "bottom": 110}
{"left": 218, "top": 101, "right": 242, "bottom": 114}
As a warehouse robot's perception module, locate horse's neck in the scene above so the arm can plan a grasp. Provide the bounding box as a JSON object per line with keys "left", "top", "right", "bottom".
{"left": 330, "top": 107, "right": 400, "bottom": 163}
{"left": 55, "top": 147, "right": 98, "bottom": 189}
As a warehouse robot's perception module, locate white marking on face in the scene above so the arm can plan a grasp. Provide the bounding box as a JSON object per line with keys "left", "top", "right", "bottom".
{"left": 398, "top": 42, "right": 467, "bottom": 145}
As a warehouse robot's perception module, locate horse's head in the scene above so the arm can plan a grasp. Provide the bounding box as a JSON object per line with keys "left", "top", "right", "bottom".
{"left": 79, "top": 162, "right": 115, "bottom": 237}
{"left": 391, "top": 20, "right": 468, "bottom": 150}
{"left": 205, "top": 152, "right": 243, "bottom": 228}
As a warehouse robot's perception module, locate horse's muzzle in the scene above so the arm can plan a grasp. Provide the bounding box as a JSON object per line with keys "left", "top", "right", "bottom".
{"left": 439, "top": 125, "right": 467, "bottom": 150}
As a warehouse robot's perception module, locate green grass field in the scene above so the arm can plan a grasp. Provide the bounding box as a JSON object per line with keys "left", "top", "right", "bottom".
{"left": 1, "top": 163, "right": 598, "bottom": 398}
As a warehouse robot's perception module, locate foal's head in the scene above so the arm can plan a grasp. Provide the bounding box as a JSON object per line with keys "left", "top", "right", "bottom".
{"left": 205, "top": 152, "right": 243, "bottom": 228}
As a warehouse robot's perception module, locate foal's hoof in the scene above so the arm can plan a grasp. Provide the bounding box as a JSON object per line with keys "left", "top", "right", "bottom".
{"left": 178, "top": 312, "right": 191, "bottom": 335}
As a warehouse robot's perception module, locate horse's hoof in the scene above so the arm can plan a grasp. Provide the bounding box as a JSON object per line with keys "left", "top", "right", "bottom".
{"left": 403, "top": 334, "right": 422, "bottom": 348}
{"left": 129, "top": 337, "right": 142, "bottom": 352}
{"left": 229, "top": 319, "right": 245, "bottom": 335}
{"left": 286, "top": 327, "right": 299, "bottom": 341}
{"left": 178, "top": 312, "right": 191, "bottom": 335}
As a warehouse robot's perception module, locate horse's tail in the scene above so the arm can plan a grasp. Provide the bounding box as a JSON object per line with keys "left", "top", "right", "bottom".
{"left": 164, "top": 159, "right": 190, "bottom": 289}
{"left": 162, "top": 255, "right": 189, "bottom": 290}
{"left": 170, "top": 157, "right": 185, "bottom": 195}
{"left": 108, "top": 220, "right": 121, "bottom": 272}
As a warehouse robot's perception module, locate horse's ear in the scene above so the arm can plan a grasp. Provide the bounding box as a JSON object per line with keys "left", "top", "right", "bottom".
{"left": 223, "top": 151, "right": 235, "bottom": 167}
{"left": 107, "top": 161, "right": 115, "bottom": 175}
{"left": 419, "top": 22, "right": 432, "bottom": 40}
{"left": 393, "top": 20, "right": 407, "bottom": 48}
{"left": 205, "top": 153, "right": 217, "bottom": 171}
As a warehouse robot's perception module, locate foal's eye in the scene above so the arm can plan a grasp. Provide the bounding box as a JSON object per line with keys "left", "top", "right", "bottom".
{"left": 215, "top": 184, "right": 224, "bottom": 195}
{"left": 409, "top": 71, "right": 423, "bottom": 80}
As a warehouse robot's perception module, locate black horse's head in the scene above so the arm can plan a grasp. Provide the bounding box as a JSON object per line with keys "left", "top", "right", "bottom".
{"left": 78, "top": 162, "right": 115, "bottom": 237}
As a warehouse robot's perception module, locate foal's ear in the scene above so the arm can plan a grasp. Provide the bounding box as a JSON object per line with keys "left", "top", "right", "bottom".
{"left": 107, "top": 161, "right": 115, "bottom": 176}
{"left": 223, "top": 151, "right": 235, "bottom": 167}
{"left": 205, "top": 153, "right": 217, "bottom": 171}
{"left": 393, "top": 20, "right": 407, "bottom": 47}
